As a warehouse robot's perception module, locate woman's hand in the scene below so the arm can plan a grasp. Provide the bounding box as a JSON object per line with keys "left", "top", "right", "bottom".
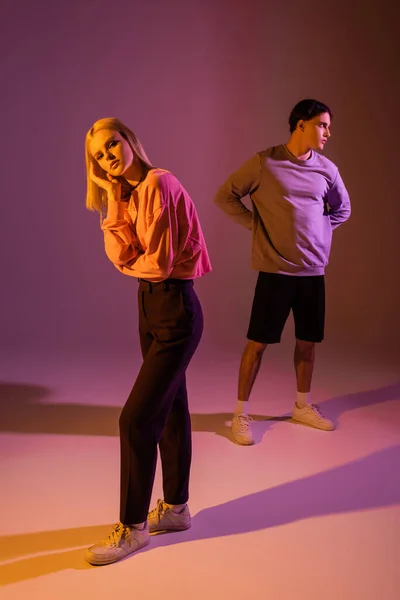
{"left": 90, "top": 163, "right": 121, "bottom": 202}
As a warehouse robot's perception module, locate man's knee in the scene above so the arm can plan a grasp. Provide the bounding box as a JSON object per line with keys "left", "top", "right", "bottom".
{"left": 295, "top": 339, "right": 315, "bottom": 362}
{"left": 246, "top": 339, "right": 268, "bottom": 356}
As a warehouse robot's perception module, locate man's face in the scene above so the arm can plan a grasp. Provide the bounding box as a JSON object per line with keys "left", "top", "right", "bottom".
{"left": 301, "top": 112, "right": 331, "bottom": 151}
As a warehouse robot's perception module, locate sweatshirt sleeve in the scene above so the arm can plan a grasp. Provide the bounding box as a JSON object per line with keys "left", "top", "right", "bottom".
{"left": 214, "top": 154, "right": 261, "bottom": 230}
{"left": 123, "top": 203, "right": 176, "bottom": 280}
{"left": 102, "top": 175, "right": 179, "bottom": 281}
{"left": 326, "top": 170, "right": 351, "bottom": 230}
{"left": 101, "top": 201, "right": 142, "bottom": 265}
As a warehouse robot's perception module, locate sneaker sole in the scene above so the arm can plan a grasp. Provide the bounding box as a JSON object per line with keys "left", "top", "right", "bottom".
{"left": 233, "top": 438, "right": 254, "bottom": 445}
{"left": 85, "top": 538, "right": 150, "bottom": 566}
{"left": 291, "top": 417, "right": 335, "bottom": 431}
{"left": 149, "top": 522, "right": 191, "bottom": 534}
{"left": 232, "top": 432, "right": 255, "bottom": 445}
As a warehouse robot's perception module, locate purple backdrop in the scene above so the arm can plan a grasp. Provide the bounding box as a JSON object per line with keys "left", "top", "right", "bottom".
{"left": 1, "top": 0, "right": 399, "bottom": 362}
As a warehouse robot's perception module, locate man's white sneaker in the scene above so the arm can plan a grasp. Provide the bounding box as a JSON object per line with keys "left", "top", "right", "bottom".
{"left": 85, "top": 522, "right": 150, "bottom": 566}
{"left": 292, "top": 403, "right": 335, "bottom": 431}
{"left": 231, "top": 413, "right": 254, "bottom": 445}
{"left": 148, "top": 499, "right": 191, "bottom": 533}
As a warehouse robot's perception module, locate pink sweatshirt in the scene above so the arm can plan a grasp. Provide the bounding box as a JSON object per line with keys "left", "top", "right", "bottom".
{"left": 101, "top": 168, "right": 212, "bottom": 282}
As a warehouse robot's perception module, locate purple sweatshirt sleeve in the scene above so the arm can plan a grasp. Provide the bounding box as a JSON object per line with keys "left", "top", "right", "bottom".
{"left": 214, "top": 154, "right": 261, "bottom": 230}
{"left": 326, "top": 170, "right": 351, "bottom": 230}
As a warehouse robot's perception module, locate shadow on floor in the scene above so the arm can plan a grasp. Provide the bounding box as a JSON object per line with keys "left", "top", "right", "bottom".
{"left": 0, "top": 381, "right": 399, "bottom": 439}
{"left": 1, "top": 444, "right": 399, "bottom": 584}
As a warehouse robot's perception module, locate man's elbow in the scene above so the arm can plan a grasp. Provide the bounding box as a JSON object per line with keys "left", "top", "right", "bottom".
{"left": 214, "top": 193, "right": 223, "bottom": 207}
{"left": 214, "top": 186, "right": 231, "bottom": 207}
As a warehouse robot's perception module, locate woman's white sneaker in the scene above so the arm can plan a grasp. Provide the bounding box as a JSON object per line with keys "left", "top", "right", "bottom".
{"left": 148, "top": 499, "right": 191, "bottom": 533}
{"left": 85, "top": 522, "right": 150, "bottom": 566}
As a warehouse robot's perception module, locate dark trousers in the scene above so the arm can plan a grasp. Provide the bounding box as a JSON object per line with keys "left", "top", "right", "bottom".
{"left": 119, "top": 279, "right": 203, "bottom": 524}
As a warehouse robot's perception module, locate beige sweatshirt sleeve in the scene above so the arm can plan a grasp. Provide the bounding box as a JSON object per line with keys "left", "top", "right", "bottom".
{"left": 101, "top": 200, "right": 142, "bottom": 265}
{"left": 101, "top": 174, "right": 181, "bottom": 281}
{"left": 214, "top": 154, "right": 261, "bottom": 230}
{"left": 121, "top": 202, "right": 177, "bottom": 280}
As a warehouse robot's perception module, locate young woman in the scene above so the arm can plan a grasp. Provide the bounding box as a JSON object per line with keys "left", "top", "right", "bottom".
{"left": 84, "top": 118, "right": 211, "bottom": 565}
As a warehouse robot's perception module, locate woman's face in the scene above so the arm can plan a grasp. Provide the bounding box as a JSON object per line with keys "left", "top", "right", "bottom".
{"left": 90, "top": 129, "right": 134, "bottom": 177}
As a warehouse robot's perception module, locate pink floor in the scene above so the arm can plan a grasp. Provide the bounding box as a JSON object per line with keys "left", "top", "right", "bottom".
{"left": 1, "top": 342, "right": 399, "bottom": 599}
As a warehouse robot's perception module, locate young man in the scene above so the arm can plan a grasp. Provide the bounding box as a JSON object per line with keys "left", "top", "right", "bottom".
{"left": 214, "top": 99, "right": 351, "bottom": 445}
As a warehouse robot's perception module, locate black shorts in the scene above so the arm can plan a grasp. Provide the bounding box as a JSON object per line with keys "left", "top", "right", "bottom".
{"left": 247, "top": 272, "right": 325, "bottom": 344}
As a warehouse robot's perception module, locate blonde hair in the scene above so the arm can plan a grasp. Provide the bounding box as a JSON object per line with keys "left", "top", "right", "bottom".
{"left": 85, "top": 117, "right": 153, "bottom": 214}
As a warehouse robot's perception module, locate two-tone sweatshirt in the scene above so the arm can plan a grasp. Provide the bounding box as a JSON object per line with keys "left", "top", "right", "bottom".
{"left": 214, "top": 144, "right": 351, "bottom": 276}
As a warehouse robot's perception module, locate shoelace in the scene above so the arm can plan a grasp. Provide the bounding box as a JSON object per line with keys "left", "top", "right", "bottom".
{"left": 102, "top": 523, "right": 130, "bottom": 547}
{"left": 308, "top": 404, "right": 326, "bottom": 420}
{"left": 235, "top": 414, "right": 253, "bottom": 432}
{"left": 148, "top": 498, "right": 167, "bottom": 520}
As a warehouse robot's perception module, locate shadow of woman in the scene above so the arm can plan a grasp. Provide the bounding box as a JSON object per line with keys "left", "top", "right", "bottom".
{"left": 1, "top": 445, "right": 399, "bottom": 585}
{"left": 1, "top": 381, "right": 398, "bottom": 441}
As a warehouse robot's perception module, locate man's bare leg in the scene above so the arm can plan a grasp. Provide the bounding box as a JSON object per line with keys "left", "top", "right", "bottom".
{"left": 238, "top": 340, "right": 268, "bottom": 403}
{"left": 294, "top": 339, "right": 315, "bottom": 403}
{"left": 232, "top": 340, "right": 267, "bottom": 445}
{"left": 292, "top": 339, "right": 334, "bottom": 430}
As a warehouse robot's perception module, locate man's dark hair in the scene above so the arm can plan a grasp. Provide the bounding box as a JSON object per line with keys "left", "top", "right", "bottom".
{"left": 289, "top": 99, "right": 332, "bottom": 133}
